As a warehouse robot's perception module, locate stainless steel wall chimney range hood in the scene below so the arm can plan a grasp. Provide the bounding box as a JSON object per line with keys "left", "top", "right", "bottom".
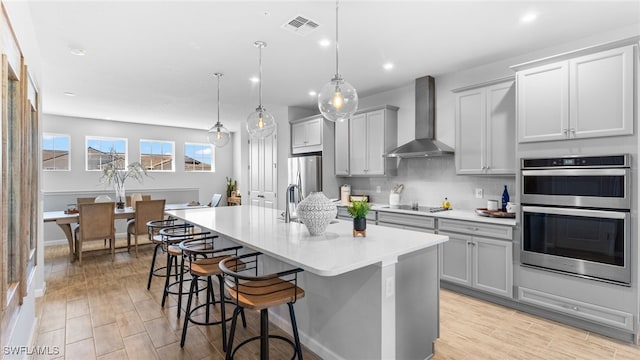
{"left": 384, "top": 75, "right": 454, "bottom": 158}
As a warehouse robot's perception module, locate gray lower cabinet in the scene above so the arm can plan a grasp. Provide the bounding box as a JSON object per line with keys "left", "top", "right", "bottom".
{"left": 377, "top": 211, "right": 435, "bottom": 233}
{"left": 438, "top": 219, "right": 513, "bottom": 298}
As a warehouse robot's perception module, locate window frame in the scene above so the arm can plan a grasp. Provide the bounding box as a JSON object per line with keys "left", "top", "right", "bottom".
{"left": 42, "top": 132, "right": 70, "bottom": 171}
{"left": 184, "top": 142, "right": 215, "bottom": 172}
{"left": 139, "top": 139, "right": 175, "bottom": 172}
{"left": 85, "top": 136, "right": 128, "bottom": 171}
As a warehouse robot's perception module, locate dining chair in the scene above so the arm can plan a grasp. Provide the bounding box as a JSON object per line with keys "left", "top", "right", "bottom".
{"left": 74, "top": 202, "right": 116, "bottom": 266}
{"left": 126, "top": 194, "right": 151, "bottom": 207}
{"left": 127, "top": 199, "right": 165, "bottom": 257}
{"left": 76, "top": 197, "right": 96, "bottom": 205}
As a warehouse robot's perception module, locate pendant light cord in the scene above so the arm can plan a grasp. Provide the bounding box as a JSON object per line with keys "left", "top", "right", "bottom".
{"left": 258, "top": 44, "right": 263, "bottom": 109}
{"left": 216, "top": 74, "right": 221, "bottom": 126}
{"left": 335, "top": 0, "right": 340, "bottom": 76}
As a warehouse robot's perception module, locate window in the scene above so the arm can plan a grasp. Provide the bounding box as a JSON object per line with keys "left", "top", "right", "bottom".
{"left": 42, "top": 133, "right": 70, "bottom": 170}
{"left": 86, "top": 136, "right": 127, "bottom": 171}
{"left": 140, "top": 139, "right": 174, "bottom": 171}
{"left": 184, "top": 142, "right": 214, "bottom": 172}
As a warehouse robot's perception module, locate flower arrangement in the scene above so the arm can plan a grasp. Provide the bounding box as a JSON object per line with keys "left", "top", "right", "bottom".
{"left": 99, "top": 149, "right": 149, "bottom": 208}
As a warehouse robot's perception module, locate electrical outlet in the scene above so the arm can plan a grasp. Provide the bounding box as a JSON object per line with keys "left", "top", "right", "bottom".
{"left": 376, "top": 186, "right": 381, "bottom": 193}
{"left": 475, "top": 188, "right": 483, "bottom": 198}
{"left": 385, "top": 277, "right": 395, "bottom": 297}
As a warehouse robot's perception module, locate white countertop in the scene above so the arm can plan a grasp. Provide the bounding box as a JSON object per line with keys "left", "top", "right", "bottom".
{"left": 166, "top": 205, "right": 448, "bottom": 277}
{"left": 337, "top": 202, "right": 517, "bottom": 226}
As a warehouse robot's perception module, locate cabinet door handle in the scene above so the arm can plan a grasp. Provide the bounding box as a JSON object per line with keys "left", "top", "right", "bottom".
{"left": 563, "top": 128, "right": 568, "bottom": 136}
{"left": 569, "top": 128, "right": 576, "bottom": 137}
{"left": 467, "top": 227, "right": 479, "bottom": 232}
{"left": 257, "top": 195, "right": 265, "bottom": 198}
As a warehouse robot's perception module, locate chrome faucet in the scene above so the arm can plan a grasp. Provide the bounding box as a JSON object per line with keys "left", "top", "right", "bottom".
{"left": 284, "top": 184, "right": 301, "bottom": 223}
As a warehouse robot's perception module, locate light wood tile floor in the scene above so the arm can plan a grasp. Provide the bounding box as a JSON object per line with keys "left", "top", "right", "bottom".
{"left": 434, "top": 289, "right": 640, "bottom": 360}
{"left": 33, "top": 241, "right": 322, "bottom": 360}
{"left": 34, "top": 241, "right": 640, "bottom": 359}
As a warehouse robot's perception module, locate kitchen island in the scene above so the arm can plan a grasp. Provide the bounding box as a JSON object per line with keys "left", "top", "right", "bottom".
{"left": 166, "top": 205, "right": 448, "bottom": 359}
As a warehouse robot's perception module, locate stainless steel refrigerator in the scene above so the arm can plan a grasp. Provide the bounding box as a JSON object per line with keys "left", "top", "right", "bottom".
{"left": 287, "top": 155, "right": 322, "bottom": 216}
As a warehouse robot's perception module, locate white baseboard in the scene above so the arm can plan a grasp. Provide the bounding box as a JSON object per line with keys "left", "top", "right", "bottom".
{"left": 268, "top": 309, "right": 344, "bottom": 360}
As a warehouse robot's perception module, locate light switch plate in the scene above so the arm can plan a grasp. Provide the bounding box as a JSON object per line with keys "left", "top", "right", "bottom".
{"left": 376, "top": 186, "right": 381, "bottom": 193}
{"left": 475, "top": 188, "right": 483, "bottom": 198}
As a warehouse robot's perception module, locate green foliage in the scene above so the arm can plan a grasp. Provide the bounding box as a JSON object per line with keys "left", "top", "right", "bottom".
{"left": 99, "top": 148, "right": 150, "bottom": 192}
{"left": 226, "top": 177, "right": 237, "bottom": 197}
{"left": 347, "top": 199, "right": 370, "bottom": 219}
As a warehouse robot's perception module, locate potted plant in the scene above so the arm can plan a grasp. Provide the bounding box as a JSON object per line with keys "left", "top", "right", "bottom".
{"left": 347, "top": 199, "right": 370, "bottom": 233}
{"left": 100, "top": 149, "right": 150, "bottom": 209}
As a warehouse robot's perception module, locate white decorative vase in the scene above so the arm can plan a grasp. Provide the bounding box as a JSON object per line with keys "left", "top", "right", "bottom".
{"left": 296, "top": 192, "right": 337, "bottom": 236}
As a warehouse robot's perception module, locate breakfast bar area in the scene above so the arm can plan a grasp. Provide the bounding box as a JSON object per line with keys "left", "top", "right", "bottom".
{"left": 166, "top": 205, "right": 448, "bottom": 359}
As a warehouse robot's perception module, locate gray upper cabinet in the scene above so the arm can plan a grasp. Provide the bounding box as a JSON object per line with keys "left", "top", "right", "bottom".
{"left": 291, "top": 116, "right": 323, "bottom": 154}
{"left": 514, "top": 44, "right": 635, "bottom": 143}
{"left": 454, "top": 78, "right": 516, "bottom": 175}
{"left": 336, "top": 105, "right": 398, "bottom": 177}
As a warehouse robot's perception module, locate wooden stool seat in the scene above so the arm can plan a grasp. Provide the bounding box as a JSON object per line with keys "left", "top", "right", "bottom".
{"left": 230, "top": 278, "right": 305, "bottom": 311}
{"left": 167, "top": 244, "right": 182, "bottom": 256}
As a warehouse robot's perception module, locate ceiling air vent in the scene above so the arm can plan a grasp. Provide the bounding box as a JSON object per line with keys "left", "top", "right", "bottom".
{"left": 282, "top": 15, "right": 320, "bottom": 36}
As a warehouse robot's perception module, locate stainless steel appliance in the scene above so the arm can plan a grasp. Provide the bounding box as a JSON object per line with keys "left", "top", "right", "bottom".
{"left": 520, "top": 154, "right": 631, "bottom": 285}
{"left": 287, "top": 155, "right": 322, "bottom": 217}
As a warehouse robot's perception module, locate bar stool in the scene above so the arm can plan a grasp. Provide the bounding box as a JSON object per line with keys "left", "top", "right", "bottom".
{"left": 159, "top": 225, "right": 210, "bottom": 315}
{"left": 219, "top": 252, "right": 305, "bottom": 360}
{"left": 146, "top": 218, "right": 179, "bottom": 290}
{"left": 179, "top": 235, "right": 246, "bottom": 350}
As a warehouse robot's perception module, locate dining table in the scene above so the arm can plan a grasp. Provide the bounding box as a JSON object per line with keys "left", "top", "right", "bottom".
{"left": 43, "top": 203, "right": 207, "bottom": 262}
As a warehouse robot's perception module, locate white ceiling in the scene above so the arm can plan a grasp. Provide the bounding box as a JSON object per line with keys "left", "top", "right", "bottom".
{"left": 15, "top": 0, "right": 640, "bottom": 131}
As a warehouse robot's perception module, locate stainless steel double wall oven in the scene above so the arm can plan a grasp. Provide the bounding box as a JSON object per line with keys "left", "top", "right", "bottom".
{"left": 520, "top": 154, "right": 631, "bottom": 285}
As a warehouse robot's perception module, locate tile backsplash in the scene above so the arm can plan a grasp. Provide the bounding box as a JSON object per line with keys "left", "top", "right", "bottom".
{"left": 339, "top": 156, "right": 515, "bottom": 210}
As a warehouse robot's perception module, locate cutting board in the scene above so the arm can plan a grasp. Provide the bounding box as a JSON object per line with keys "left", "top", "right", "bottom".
{"left": 475, "top": 208, "right": 515, "bottom": 218}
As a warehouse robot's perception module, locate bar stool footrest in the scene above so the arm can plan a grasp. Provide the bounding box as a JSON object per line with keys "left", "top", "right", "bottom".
{"left": 229, "top": 335, "right": 298, "bottom": 360}
{"left": 165, "top": 277, "right": 206, "bottom": 296}
{"left": 186, "top": 302, "right": 236, "bottom": 326}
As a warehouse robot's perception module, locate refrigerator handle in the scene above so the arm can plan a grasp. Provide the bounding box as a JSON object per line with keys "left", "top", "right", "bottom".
{"left": 297, "top": 170, "right": 303, "bottom": 201}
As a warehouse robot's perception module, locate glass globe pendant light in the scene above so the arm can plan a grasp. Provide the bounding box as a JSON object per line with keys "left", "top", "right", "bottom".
{"left": 246, "top": 41, "right": 276, "bottom": 138}
{"left": 318, "top": 0, "right": 358, "bottom": 122}
{"left": 208, "top": 73, "right": 231, "bottom": 147}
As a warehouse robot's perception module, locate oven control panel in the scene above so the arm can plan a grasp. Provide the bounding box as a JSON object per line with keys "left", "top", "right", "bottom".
{"left": 522, "top": 154, "right": 629, "bottom": 169}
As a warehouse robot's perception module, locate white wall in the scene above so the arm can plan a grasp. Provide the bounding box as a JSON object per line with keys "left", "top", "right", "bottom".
{"left": 42, "top": 114, "right": 234, "bottom": 204}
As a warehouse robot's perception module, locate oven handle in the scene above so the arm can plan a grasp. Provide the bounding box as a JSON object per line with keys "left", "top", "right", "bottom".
{"left": 522, "top": 206, "right": 628, "bottom": 219}
{"left": 521, "top": 169, "right": 628, "bottom": 176}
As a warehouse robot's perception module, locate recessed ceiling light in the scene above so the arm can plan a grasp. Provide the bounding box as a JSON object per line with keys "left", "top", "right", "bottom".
{"left": 309, "top": 91, "right": 317, "bottom": 96}
{"left": 63, "top": 92, "right": 76, "bottom": 97}
{"left": 69, "top": 48, "right": 85, "bottom": 56}
{"left": 250, "top": 77, "right": 260, "bottom": 83}
{"left": 383, "top": 62, "right": 394, "bottom": 70}
{"left": 521, "top": 12, "right": 537, "bottom": 23}
{"left": 319, "top": 38, "right": 331, "bottom": 47}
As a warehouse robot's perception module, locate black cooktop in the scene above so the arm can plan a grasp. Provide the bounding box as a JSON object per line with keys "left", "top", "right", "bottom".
{"left": 381, "top": 205, "right": 450, "bottom": 213}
